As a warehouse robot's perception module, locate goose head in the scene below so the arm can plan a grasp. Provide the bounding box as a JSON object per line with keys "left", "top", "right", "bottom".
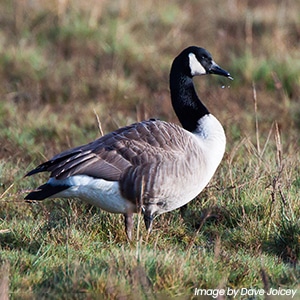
{"left": 173, "top": 46, "right": 233, "bottom": 79}
{"left": 170, "top": 46, "right": 232, "bottom": 132}
{"left": 190, "top": 47, "right": 233, "bottom": 79}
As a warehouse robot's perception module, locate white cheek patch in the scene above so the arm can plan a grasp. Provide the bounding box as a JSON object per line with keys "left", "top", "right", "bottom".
{"left": 189, "top": 53, "right": 206, "bottom": 76}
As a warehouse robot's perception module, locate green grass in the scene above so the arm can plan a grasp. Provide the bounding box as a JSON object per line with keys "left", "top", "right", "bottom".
{"left": 0, "top": 0, "right": 300, "bottom": 299}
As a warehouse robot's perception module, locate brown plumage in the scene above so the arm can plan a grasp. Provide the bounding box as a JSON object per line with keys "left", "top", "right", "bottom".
{"left": 25, "top": 46, "right": 232, "bottom": 239}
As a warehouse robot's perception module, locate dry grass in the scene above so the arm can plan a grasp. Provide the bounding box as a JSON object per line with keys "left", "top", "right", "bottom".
{"left": 0, "top": 0, "right": 299, "bottom": 299}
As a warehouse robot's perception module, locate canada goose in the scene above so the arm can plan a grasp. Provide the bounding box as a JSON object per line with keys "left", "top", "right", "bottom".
{"left": 25, "top": 46, "right": 232, "bottom": 240}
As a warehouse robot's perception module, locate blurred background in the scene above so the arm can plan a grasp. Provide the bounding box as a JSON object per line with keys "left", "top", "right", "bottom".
{"left": 0, "top": 0, "right": 299, "bottom": 298}
{"left": 0, "top": 0, "right": 299, "bottom": 160}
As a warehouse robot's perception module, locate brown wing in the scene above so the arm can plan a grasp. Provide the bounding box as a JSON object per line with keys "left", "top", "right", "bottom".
{"left": 25, "top": 120, "right": 186, "bottom": 182}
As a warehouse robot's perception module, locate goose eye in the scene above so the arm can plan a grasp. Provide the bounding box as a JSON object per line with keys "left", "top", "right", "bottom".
{"left": 201, "top": 55, "right": 210, "bottom": 63}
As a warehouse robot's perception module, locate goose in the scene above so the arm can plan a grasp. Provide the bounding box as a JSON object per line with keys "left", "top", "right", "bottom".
{"left": 25, "top": 46, "right": 232, "bottom": 240}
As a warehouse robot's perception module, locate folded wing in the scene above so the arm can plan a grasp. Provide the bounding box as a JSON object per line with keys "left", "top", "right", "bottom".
{"left": 25, "top": 120, "right": 185, "bottom": 183}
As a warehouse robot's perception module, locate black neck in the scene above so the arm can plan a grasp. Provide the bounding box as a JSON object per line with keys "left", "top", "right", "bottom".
{"left": 170, "top": 61, "right": 209, "bottom": 132}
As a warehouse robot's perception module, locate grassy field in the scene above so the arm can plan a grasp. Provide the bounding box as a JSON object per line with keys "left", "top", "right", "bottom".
{"left": 0, "top": 0, "right": 299, "bottom": 299}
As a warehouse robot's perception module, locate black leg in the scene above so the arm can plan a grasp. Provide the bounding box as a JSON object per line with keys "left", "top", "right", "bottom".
{"left": 143, "top": 214, "right": 154, "bottom": 234}
{"left": 124, "top": 213, "right": 133, "bottom": 240}
{"left": 180, "top": 203, "right": 188, "bottom": 219}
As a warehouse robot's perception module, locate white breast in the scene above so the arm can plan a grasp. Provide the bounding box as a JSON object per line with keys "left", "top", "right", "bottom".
{"left": 182, "top": 114, "right": 226, "bottom": 203}
{"left": 194, "top": 114, "right": 226, "bottom": 176}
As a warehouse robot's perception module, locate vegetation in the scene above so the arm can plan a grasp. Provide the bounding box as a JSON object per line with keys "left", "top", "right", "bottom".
{"left": 0, "top": 0, "right": 299, "bottom": 299}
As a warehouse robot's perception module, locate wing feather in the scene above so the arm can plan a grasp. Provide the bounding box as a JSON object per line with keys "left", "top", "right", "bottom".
{"left": 25, "top": 120, "right": 188, "bottom": 183}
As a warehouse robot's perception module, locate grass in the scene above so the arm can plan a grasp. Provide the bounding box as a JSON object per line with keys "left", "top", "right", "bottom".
{"left": 0, "top": 0, "right": 300, "bottom": 299}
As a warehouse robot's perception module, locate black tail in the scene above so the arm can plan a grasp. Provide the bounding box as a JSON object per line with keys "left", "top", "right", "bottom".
{"left": 25, "top": 183, "right": 69, "bottom": 200}
{"left": 25, "top": 150, "right": 83, "bottom": 177}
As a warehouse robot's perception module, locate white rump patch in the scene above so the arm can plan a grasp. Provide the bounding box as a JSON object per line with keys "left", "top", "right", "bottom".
{"left": 47, "top": 175, "right": 136, "bottom": 214}
{"left": 189, "top": 53, "right": 206, "bottom": 76}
